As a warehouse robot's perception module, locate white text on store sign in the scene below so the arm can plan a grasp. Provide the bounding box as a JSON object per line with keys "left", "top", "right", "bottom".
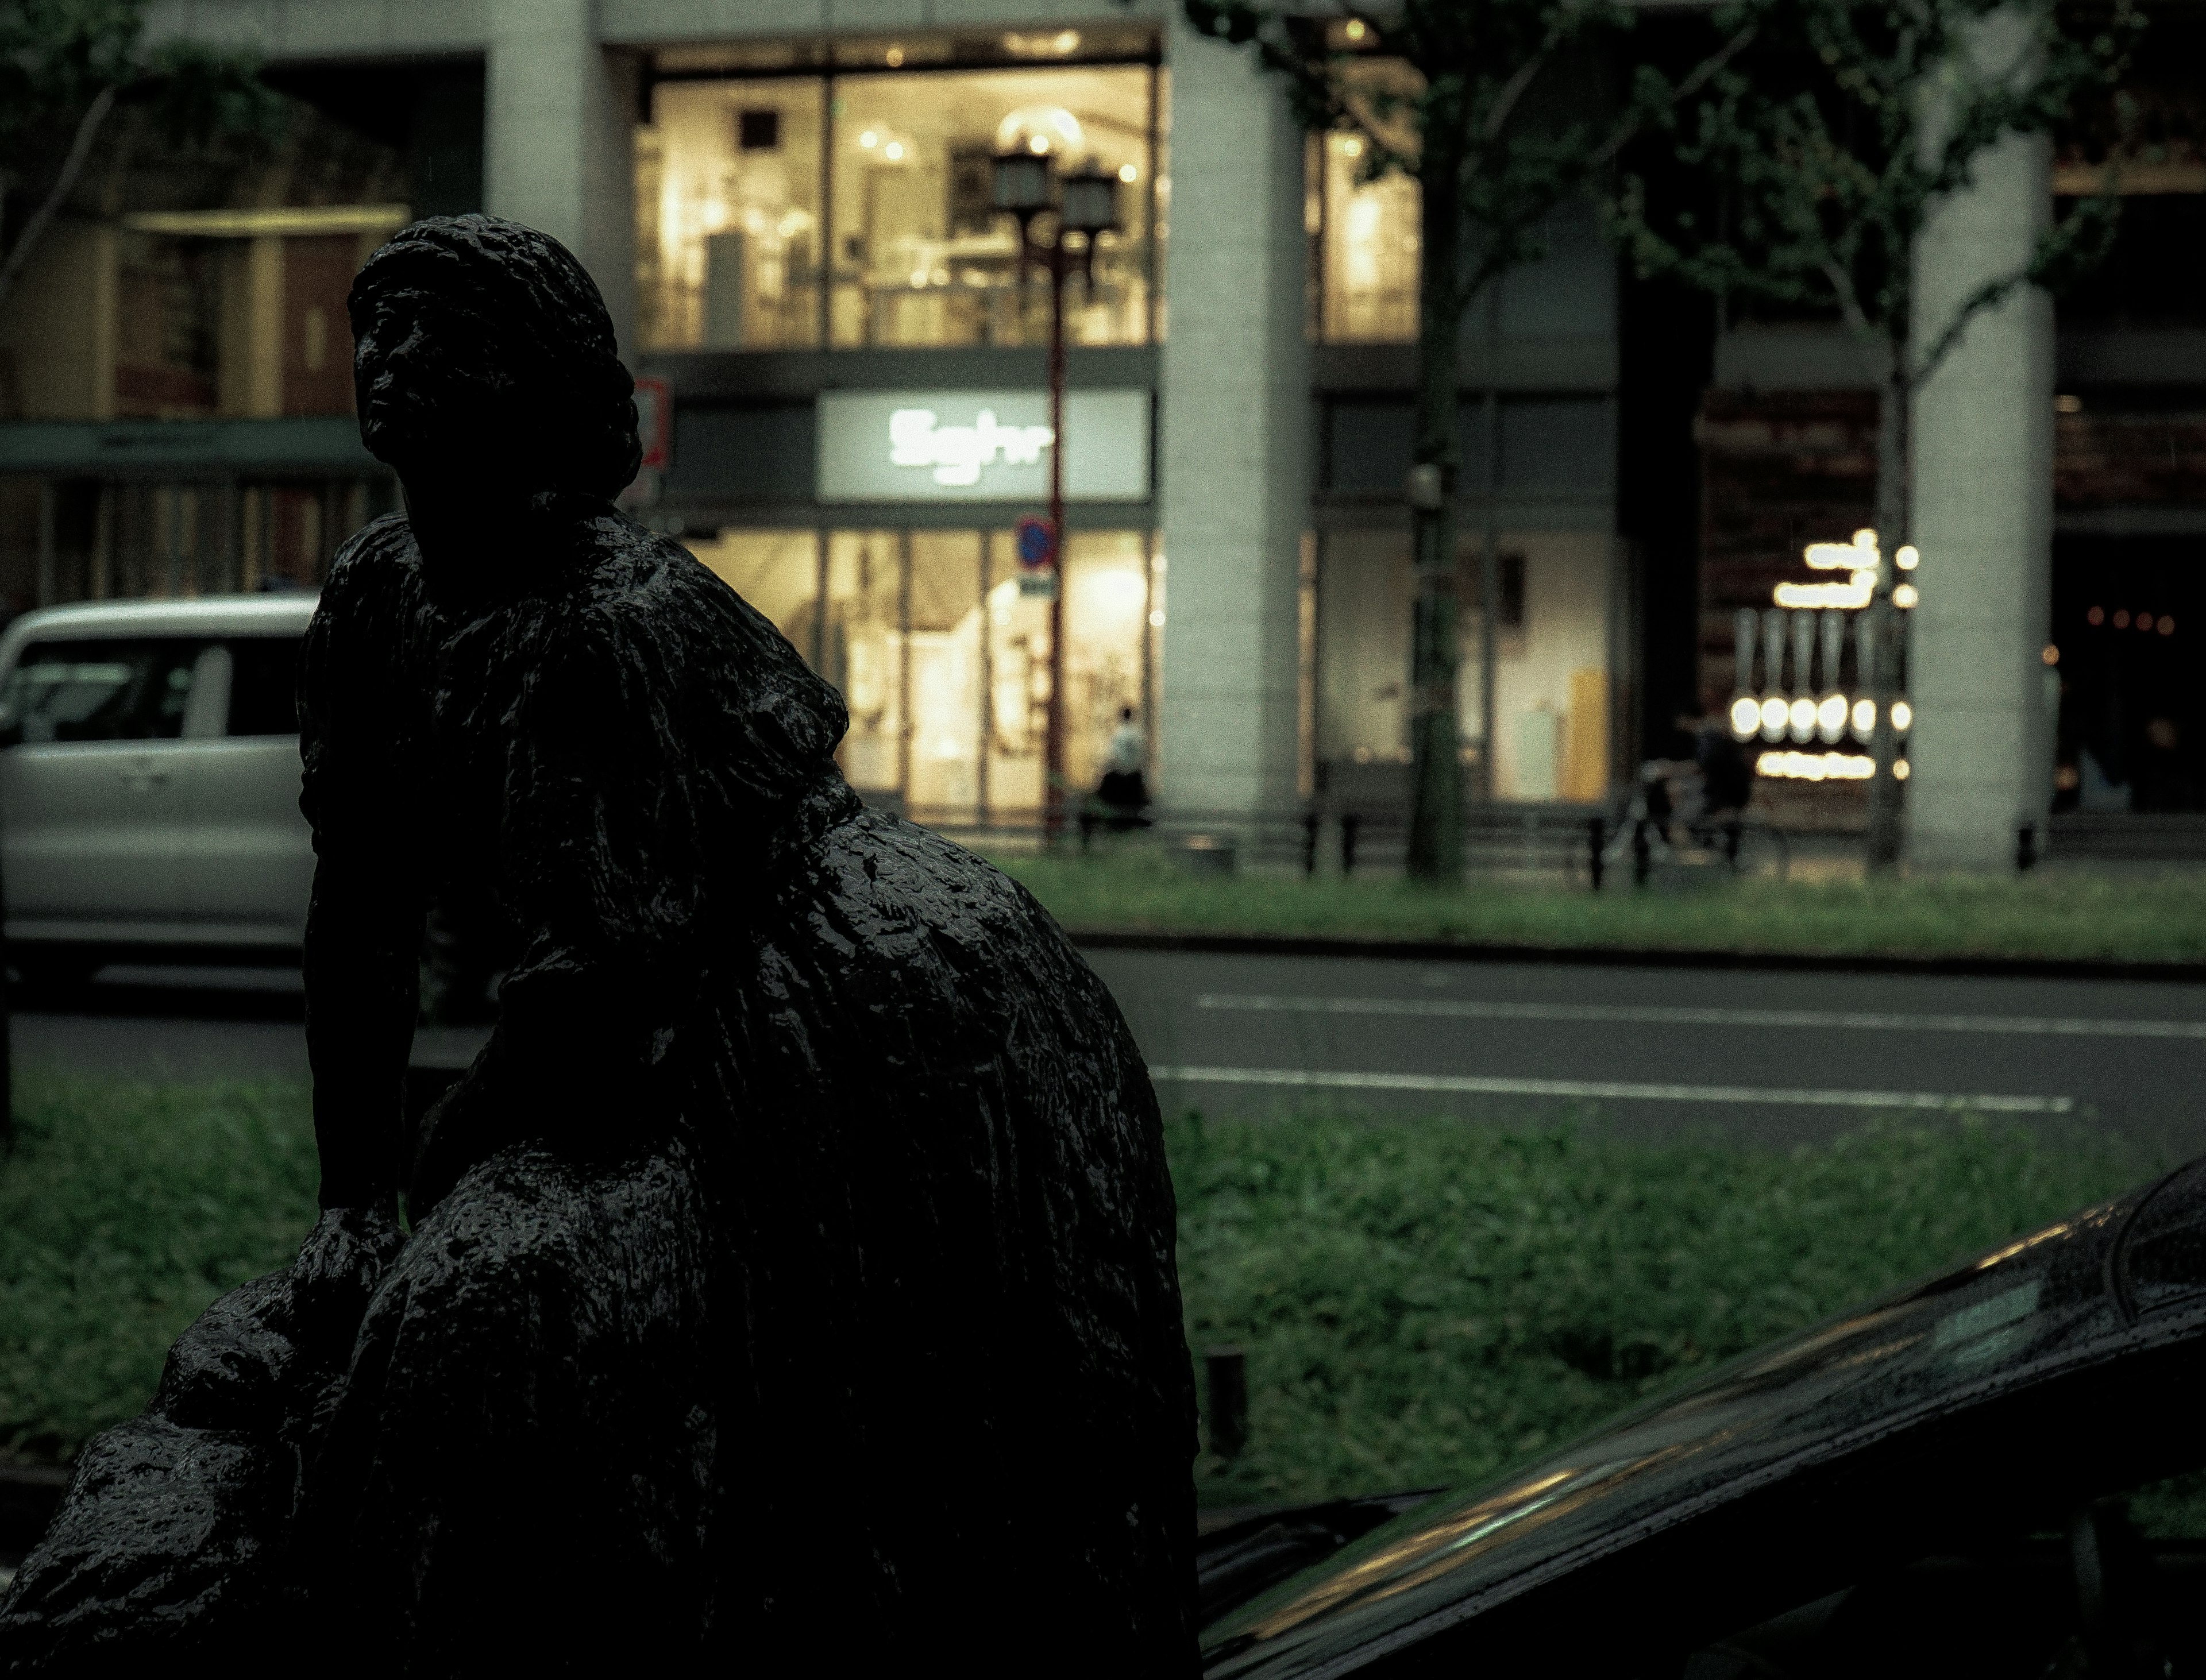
{"left": 889, "top": 408, "right": 1055, "bottom": 486}
{"left": 817, "top": 389, "right": 1151, "bottom": 503}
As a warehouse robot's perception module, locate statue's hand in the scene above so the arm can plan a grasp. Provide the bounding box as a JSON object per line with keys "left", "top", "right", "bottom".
{"left": 290, "top": 1204, "right": 407, "bottom": 1363}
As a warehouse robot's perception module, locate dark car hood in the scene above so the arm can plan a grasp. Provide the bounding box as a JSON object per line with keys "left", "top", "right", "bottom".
{"left": 1202, "top": 1154, "right": 2206, "bottom": 1678}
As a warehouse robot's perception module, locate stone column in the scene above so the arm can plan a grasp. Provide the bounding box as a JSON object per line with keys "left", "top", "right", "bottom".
{"left": 484, "top": 0, "right": 637, "bottom": 356}
{"left": 1906, "top": 82, "right": 2056, "bottom": 868}
{"left": 1156, "top": 13, "right": 1310, "bottom": 826}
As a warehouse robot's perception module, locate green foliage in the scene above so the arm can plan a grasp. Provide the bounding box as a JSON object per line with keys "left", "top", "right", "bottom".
{"left": 0, "top": 1071, "right": 2154, "bottom": 1525}
{"left": 0, "top": 0, "right": 276, "bottom": 298}
{"left": 1616, "top": 0, "right": 2141, "bottom": 379}
{"left": 1182, "top": 0, "right": 1671, "bottom": 314}
{"left": 1171, "top": 1110, "right": 2145, "bottom": 1505}
{"left": 1000, "top": 849, "right": 2206, "bottom": 965}
{"left": 1, "top": 0, "right": 273, "bottom": 169}
{"left": 0, "top": 1075, "right": 319, "bottom": 1462}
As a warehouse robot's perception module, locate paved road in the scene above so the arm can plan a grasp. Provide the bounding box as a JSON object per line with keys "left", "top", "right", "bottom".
{"left": 1084, "top": 949, "right": 2206, "bottom": 1158}
{"left": 16, "top": 951, "right": 2206, "bottom": 1158}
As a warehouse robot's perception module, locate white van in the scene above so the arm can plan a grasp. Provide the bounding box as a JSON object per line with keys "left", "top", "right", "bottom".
{"left": 0, "top": 594, "right": 320, "bottom": 988}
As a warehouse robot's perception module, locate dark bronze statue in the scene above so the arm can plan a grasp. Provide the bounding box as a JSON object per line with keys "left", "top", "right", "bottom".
{"left": 0, "top": 215, "right": 1197, "bottom": 1674}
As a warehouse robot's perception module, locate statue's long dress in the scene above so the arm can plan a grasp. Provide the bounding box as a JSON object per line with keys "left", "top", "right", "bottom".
{"left": 0, "top": 504, "right": 1198, "bottom": 1676}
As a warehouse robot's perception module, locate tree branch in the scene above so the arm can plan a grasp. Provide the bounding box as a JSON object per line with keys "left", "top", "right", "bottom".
{"left": 1909, "top": 268, "right": 2027, "bottom": 387}
{"left": 1482, "top": 46, "right": 1555, "bottom": 142}
{"left": 1587, "top": 22, "right": 1758, "bottom": 172}
{"left": 1819, "top": 256, "right": 1876, "bottom": 341}
{"left": 0, "top": 83, "right": 118, "bottom": 318}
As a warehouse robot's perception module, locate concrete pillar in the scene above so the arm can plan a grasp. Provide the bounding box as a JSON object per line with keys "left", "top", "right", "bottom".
{"left": 1156, "top": 13, "right": 1310, "bottom": 824}
{"left": 1906, "top": 124, "right": 2055, "bottom": 870}
{"left": 484, "top": 0, "right": 637, "bottom": 357}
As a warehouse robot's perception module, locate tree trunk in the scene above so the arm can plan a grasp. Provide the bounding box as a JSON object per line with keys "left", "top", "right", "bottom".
{"left": 1864, "top": 350, "right": 1910, "bottom": 871}
{"left": 1406, "top": 152, "right": 1465, "bottom": 883}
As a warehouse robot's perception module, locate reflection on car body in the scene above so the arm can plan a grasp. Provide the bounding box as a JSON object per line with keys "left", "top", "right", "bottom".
{"left": 0, "top": 596, "right": 318, "bottom": 982}
{"left": 1202, "top": 1160, "right": 2206, "bottom": 1677}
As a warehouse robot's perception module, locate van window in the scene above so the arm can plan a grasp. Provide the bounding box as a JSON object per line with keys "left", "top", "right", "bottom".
{"left": 0, "top": 639, "right": 203, "bottom": 746}
{"left": 225, "top": 636, "right": 304, "bottom": 737}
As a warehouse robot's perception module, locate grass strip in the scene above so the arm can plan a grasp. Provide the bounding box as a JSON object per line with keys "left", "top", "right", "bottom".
{"left": 0, "top": 1075, "right": 319, "bottom": 1462}
{"left": 0, "top": 1077, "right": 2154, "bottom": 1516}
{"left": 1172, "top": 1110, "right": 2150, "bottom": 1508}
{"left": 998, "top": 850, "right": 2206, "bottom": 965}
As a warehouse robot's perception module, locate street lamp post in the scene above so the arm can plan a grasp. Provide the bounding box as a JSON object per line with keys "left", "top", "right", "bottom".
{"left": 992, "top": 150, "right": 1119, "bottom": 844}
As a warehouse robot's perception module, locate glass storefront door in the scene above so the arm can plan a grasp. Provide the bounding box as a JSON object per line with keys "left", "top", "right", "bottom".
{"left": 682, "top": 524, "right": 1153, "bottom": 822}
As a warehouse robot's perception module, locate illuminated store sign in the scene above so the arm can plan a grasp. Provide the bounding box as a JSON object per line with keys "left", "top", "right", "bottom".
{"left": 817, "top": 389, "right": 1151, "bottom": 503}
{"left": 1737, "top": 528, "right": 1918, "bottom": 779}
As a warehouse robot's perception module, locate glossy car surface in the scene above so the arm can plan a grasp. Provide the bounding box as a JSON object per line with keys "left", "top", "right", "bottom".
{"left": 0, "top": 595, "right": 317, "bottom": 972}
{"left": 1202, "top": 1154, "right": 2206, "bottom": 1677}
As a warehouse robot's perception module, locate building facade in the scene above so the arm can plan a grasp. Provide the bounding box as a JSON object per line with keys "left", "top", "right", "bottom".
{"left": 0, "top": 0, "right": 2197, "bottom": 862}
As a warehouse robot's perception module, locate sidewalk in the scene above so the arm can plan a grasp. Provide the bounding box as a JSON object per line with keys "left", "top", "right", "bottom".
{"left": 1068, "top": 926, "right": 2206, "bottom": 983}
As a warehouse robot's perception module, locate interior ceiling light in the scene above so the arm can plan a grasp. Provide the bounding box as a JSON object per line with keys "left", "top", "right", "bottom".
{"left": 1004, "top": 29, "right": 1081, "bottom": 56}
{"left": 997, "top": 104, "right": 1085, "bottom": 157}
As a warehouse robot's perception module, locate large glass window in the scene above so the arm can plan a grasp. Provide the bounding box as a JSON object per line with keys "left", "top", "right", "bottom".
{"left": 1317, "top": 132, "right": 1420, "bottom": 343}
{"left": 985, "top": 531, "right": 1050, "bottom": 813}
{"left": 829, "top": 67, "right": 1154, "bottom": 348}
{"left": 1315, "top": 530, "right": 1615, "bottom": 802}
{"left": 637, "top": 63, "right": 1156, "bottom": 352}
{"left": 686, "top": 528, "right": 822, "bottom": 659}
{"left": 826, "top": 530, "right": 905, "bottom": 796}
{"left": 1059, "top": 530, "right": 1151, "bottom": 790}
{"left": 639, "top": 81, "right": 827, "bottom": 350}
{"left": 685, "top": 525, "right": 1154, "bottom": 820}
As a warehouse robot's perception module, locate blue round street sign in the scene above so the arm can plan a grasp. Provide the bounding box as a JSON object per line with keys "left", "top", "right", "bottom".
{"left": 1015, "top": 515, "right": 1058, "bottom": 570}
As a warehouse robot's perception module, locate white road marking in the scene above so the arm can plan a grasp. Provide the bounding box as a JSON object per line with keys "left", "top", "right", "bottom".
{"left": 1147, "top": 1065, "right": 2073, "bottom": 1114}
{"left": 1195, "top": 992, "right": 2206, "bottom": 1041}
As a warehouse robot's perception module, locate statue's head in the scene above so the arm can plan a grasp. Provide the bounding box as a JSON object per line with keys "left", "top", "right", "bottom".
{"left": 349, "top": 215, "right": 641, "bottom": 501}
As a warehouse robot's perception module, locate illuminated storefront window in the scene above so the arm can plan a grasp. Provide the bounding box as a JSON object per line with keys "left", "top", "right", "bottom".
{"left": 1317, "top": 131, "right": 1419, "bottom": 343}
{"left": 827, "top": 530, "right": 905, "bottom": 795}
{"left": 1315, "top": 529, "right": 1615, "bottom": 801}
{"left": 830, "top": 67, "right": 1153, "bottom": 348}
{"left": 639, "top": 82, "right": 827, "bottom": 350}
{"left": 681, "top": 525, "right": 1153, "bottom": 820}
{"left": 686, "top": 528, "right": 820, "bottom": 651}
{"left": 638, "top": 61, "right": 1158, "bottom": 352}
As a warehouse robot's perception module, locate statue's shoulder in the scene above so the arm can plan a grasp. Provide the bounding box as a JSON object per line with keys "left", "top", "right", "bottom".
{"left": 323, "top": 512, "right": 419, "bottom": 592}
{"left": 313, "top": 514, "right": 422, "bottom": 631}
{"left": 306, "top": 513, "right": 423, "bottom": 673}
{"left": 558, "top": 513, "right": 772, "bottom": 663}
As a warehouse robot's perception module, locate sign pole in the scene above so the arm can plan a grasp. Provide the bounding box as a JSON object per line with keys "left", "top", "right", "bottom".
{"left": 1046, "top": 237, "right": 1069, "bottom": 848}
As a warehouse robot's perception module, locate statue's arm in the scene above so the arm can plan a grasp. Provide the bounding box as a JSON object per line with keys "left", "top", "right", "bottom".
{"left": 298, "top": 553, "right": 424, "bottom": 1218}
{"left": 303, "top": 850, "right": 422, "bottom": 1216}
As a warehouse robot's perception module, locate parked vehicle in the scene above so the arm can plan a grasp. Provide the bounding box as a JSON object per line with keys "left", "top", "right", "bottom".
{"left": 0, "top": 596, "right": 318, "bottom": 987}
{"left": 1200, "top": 1156, "right": 2206, "bottom": 1676}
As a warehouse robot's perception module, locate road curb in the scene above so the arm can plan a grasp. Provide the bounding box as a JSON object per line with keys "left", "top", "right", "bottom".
{"left": 1067, "top": 929, "right": 2206, "bottom": 984}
